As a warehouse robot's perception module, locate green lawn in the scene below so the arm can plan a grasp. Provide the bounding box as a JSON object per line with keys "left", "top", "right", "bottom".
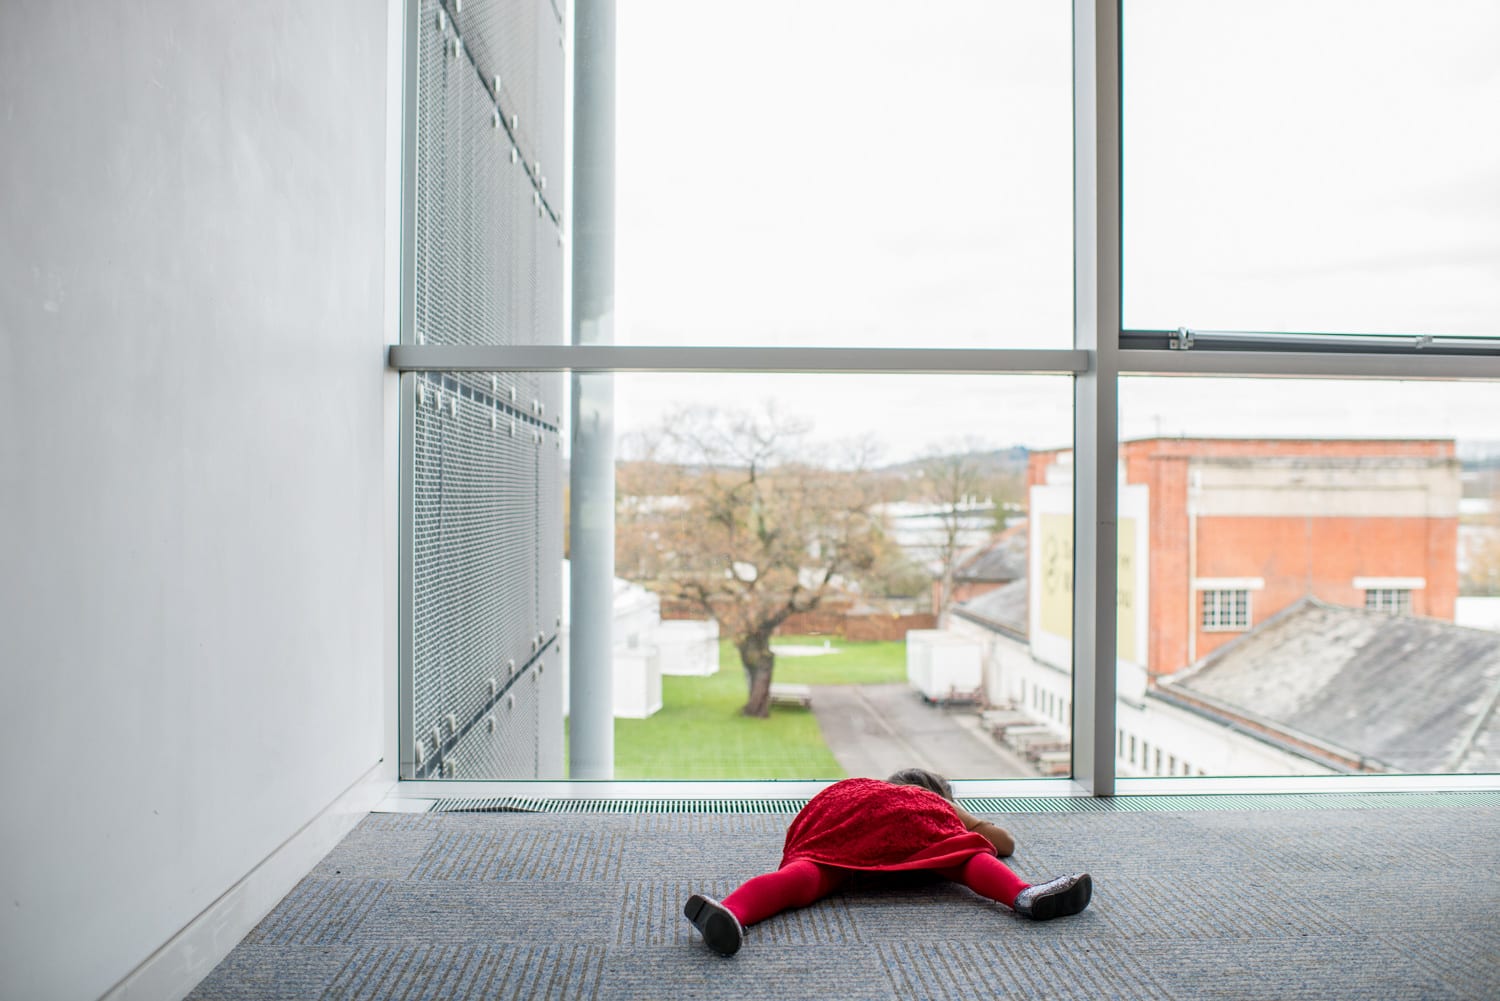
{"left": 760, "top": 635, "right": 908, "bottom": 686}
{"left": 608, "top": 635, "right": 907, "bottom": 780}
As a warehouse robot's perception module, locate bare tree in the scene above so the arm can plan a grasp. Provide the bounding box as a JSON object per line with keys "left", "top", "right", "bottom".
{"left": 917, "top": 443, "right": 997, "bottom": 624}
{"left": 617, "top": 404, "right": 882, "bottom": 717}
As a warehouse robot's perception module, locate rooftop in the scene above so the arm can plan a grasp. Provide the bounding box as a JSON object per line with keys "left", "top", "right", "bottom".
{"left": 1165, "top": 598, "right": 1500, "bottom": 773}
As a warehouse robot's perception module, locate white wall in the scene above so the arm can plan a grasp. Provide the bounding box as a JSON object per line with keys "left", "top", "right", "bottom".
{"left": 0, "top": 2, "right": 394, "bottom": 998}
{"left": 951, "top": 618, "right": 1330, "bottom": 778}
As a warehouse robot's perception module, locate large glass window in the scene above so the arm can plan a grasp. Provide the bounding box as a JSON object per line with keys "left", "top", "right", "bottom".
{"left": 1122, "top": 0, "right": 1500, "bottom": 337}
{"left": 1115, "top": 376, "right": 1500, "bottom": 778}
{"left": 397, "top": 0, "right": 1500, "bottom": 792}
{"left": 616, "top": 1, "right": 1074, "bottom": 349}
{"left": 600, "top": 374, "right": 1073, "bottom": 780}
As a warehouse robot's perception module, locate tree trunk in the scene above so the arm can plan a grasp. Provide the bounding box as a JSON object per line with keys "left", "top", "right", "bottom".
{"left": 936, "top": 569, "right": 955, "bottom": 627}
{"left": 738, "top": 632, "right": 776, "bottom": 718}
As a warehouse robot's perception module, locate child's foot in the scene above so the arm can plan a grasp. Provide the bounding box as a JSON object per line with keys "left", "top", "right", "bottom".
{"left": 683, "top": 893, "right": 744, "bottom": 956}
{"left": 1013, "top": 873, "right": 1092, "bottom": 920}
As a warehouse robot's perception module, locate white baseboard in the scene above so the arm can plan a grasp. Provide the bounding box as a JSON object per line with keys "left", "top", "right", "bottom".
{"left": 101, "top": 762, "right": 397, "bottom": 1001}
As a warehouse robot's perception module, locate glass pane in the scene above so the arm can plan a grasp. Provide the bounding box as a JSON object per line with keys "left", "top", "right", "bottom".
{"left": 1123, "top": 1, "right": 1500, "bottom": 336}
{"left": 1116, "top": 376, "right": 1500, "bottom": 777}
{"left": 605, "top": 374, "right": 1075, "bottom": 780}
{"left": 616, "top": 2, "right": 1073, "bottom": 349}
{"left": 406, "top": 371, "right": 1078, "bottom": 782}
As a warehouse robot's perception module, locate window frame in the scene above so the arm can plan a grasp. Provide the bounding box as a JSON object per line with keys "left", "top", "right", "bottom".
{"left": 1201, "top": 588, "right": 1251, "bottom": 632}
{"left": 391, "top": 0, "right": 1500, "bottom": 797}
{"left": 1365, "top": 588, "right": 1413, "bottom": 615}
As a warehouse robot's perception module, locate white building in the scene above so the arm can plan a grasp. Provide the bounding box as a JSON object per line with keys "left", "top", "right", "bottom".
{"left": 560, "top": 562, "right": 719, "bottom": 719}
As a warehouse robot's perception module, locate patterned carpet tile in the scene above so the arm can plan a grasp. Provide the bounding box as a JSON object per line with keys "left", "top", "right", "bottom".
{"left": 614, "top": 833, "right": 784, "bottom": 882}
{"left": 744, "top": 893, "right": 862, "bottom": 947}
{"left": 314, "top": 829, "right": 440, "bottom": 880}
{"left": 1182, "top": 807, "right": 1500, "bottom": 872}
{"left": 185, "top": 945, "right": 354, "bottom": 1001}
{"left": 1377, "top": 920, "right": 1500, "bottom": 1001}
{"left": 409, "top": 828, "right": 625, "bottom": 880}
{"left": 354, "top": 813, "right": 445, "bottom": 834}
{"left": 189, "top": 804, "right": 1500, "bottom": 1000}
{"left": 627, "top": 813, "right": 794, "bottom": 836}
{"left": 349, "top": 880, "right": 625, "bottom": 944}
{"left": 615, "top": 880, "right": 706, "bottom": 948}
{"left": 245, "top": 878, "right": 390, "bottom": 946}
{"left": 1092, "top": 869, "right": 1364, "bottom": 940}
{"left": 879, "top": 939, "right": 1172, "bottom": 1001}
{"left": 1142, "top": 935, "right": 1470, "bottom": 1000}
{"left": 843, "top": 883, "right": 1095, "bottom": 944}
{"left": 598, "top": 945, "right": 898, "bottom": 1001}
{"left": 321, "top": 943, "right": 604, "bottom": 1001}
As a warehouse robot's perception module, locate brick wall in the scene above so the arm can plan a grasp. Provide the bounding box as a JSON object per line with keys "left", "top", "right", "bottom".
{"left": 1031, "top": 439, "right": 1460, "bottom": 678}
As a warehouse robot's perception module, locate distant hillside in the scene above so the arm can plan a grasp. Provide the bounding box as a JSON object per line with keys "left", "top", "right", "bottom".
{"left": 1459, "top": 440, "right": 1500, "bottom": 470}
{"left": 877, "top": 446, "right": 1030, "bottom": 478}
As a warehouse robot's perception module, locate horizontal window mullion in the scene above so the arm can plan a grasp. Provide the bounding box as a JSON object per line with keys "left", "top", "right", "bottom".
{"left": 1119, "top": 348, "right": 1500, "bottom": 380}
{"left": 1123, "top": 329, "right": 1500, "bottom": 356}
{"left": 388, "top": 344, "right": 1090, "bottom": 374}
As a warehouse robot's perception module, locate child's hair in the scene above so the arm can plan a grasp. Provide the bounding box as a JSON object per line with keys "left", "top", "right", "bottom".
{"left": 886, "top": 767, "right": 954, "bottom": 802}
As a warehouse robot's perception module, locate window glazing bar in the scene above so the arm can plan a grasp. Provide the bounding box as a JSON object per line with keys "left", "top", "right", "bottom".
{"left": 1071, "top": 0, "right": 1120, "bottom": 798}
{"left": 570, "top": 0, "right": 617, "bottom": 781}
{"left": 387, "top": 344, "right": 1090, "bottom": 373}
{"left": 1119, "top": 349, "right": 1500, "bottom": 380}
{"left": 1123, "top": 328, "right": 1500, "bottom": 356}
{"left": 395, "top": 0, "right": 421, "bottom": 781}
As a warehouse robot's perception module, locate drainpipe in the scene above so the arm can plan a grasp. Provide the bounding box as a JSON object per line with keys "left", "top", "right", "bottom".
{"left": 1187, "top": 467, "right": 1198, "bottom": 666}
{"left": 569, "top": 0, "right": 615, "bottom": 779}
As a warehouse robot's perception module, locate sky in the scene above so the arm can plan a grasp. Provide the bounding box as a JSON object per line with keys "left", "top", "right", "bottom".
{"left": 598, "top": 0, "right": 1500, "bottom": 461}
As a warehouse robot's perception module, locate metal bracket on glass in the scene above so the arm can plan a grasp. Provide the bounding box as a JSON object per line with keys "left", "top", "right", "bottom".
{"left": 1170, "top": 327, "right": 1196, "bottom": 351}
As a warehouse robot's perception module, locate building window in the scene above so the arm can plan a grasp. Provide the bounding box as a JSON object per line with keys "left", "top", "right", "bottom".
{"left": 1201, "top": 589, "right": 1250, "bottom": 631}
{"left": 1365, "top": 588, "right": 1412, "bottom": 615}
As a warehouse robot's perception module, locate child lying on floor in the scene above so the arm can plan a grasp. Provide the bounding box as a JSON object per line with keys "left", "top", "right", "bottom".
{"left": 683, "top": 767, "right": 1092, "bottom": 956}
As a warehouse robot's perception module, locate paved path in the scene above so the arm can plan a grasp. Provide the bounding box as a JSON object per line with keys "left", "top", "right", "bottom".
{"left": 810, "top": 683, "right": 1040, "bottom": 779}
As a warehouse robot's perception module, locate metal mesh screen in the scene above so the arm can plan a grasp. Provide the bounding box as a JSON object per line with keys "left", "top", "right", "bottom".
{"left": 406, "top": 0, "right": 565, "bottom": 780}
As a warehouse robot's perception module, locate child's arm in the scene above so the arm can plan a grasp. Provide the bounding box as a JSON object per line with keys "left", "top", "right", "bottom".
{"left": 951, "top": 803, "right": 1017, "bottom": 857}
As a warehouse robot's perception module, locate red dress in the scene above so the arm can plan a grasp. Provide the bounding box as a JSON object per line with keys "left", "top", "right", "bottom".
{"left": 779, "top": 777, "right": 997, "bottom": 872}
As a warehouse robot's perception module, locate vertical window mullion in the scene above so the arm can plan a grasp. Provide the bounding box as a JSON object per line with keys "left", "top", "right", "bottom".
{"left": 1071, "top": 0, "right": 1120, "bottom": 797}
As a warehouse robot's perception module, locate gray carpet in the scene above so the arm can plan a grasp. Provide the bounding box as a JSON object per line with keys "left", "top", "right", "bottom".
{"left": 188, "top": 796, "right": 1500, "bottom": 999}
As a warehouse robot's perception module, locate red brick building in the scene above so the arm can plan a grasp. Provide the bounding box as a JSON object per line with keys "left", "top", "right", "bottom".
{"left": 1028, "top": 438, "right": 1461, "bottom": 678}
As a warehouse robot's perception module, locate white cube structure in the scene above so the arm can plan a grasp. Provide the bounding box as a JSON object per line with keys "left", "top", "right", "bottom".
{"left": 657, "top": 619, "right": 721, "bottom": 676}
{"left": 560, "top": 561, "right": 666, "bottom": 719}
{"left": 906, "top": 630, "right": 983, "bottom": 702}
{"left": 612, "top": 649, "right": 663, "bottom": 719}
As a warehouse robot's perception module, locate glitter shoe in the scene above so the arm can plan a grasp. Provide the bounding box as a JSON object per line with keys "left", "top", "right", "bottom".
{"left": 683, "top": 893, "right": 744, "bottom": 956}
{"left": 1013, "top": 873, "right": 1092, "bottom": 920}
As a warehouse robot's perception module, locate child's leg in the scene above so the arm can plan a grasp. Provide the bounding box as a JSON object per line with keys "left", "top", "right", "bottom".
{"left": 721, "top": 860, "right": 847, "bottom": 926}
{"left": 935, "top": 853, "right": 1028, "bottom": 909}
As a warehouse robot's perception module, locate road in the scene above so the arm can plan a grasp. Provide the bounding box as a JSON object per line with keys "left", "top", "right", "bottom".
{"left": 809, "top": 683, "right": 1040, "bottom": 780}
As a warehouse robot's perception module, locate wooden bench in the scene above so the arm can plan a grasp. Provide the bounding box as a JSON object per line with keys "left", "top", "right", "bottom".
{"left": 769, "top": 683, "right": 812, "bottom": 708}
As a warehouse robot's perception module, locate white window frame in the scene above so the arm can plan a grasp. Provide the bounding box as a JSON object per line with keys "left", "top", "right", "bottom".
{"left": 1201, "top": 589, "right": 1252, "bottom": 632}
{"left": 1365, "top": 588, "right": 1413, "bottom": 615}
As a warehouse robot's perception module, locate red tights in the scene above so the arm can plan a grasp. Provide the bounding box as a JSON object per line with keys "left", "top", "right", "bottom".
{"left": 721, "top": 855, "right": 1029, "bottom": 927}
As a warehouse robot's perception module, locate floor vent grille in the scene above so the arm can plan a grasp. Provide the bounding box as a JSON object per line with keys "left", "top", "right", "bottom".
{"left": 426, "top": 790, "right": 1500, "bottom": 815}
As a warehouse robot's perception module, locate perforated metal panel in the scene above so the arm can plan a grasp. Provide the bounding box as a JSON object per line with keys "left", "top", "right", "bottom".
{"left": 404, "top": 0, "right": 565, "bottom": 780}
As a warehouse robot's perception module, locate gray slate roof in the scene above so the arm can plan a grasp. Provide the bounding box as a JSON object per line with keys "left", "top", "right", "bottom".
{"left": 954, "top": 531, "right": 1027, "bottom": 584}
{"left": 953, "top": 577, "right": 1029, "bottom": 639}
{"left": 1165, "top": 598, "right": 1500, "bottom": 773}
